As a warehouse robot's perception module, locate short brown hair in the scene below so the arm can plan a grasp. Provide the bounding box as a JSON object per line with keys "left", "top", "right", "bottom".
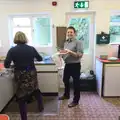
{"left": 67, "top": 26, "right": 76, "bottom": 33}
{"left": 14, "top": 31, "right": 28, "bottom": 44}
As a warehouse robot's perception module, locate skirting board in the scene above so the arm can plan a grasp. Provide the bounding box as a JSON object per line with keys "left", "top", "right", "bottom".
{"left": 42, "top": 92, "right": 58, "bottom": 96}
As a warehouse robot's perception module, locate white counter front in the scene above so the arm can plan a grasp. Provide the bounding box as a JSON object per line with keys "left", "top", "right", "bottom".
{"left": 96, "top": 57, "right": 120, "bottom": 97}
{"left": 0, "top": 73, "right": 14, "bottom": 111}
{"left": 0, "top": 60, "right": 59, "bottom": 112}
{"left": 35, "top": 61, "right": 59, "bottom": 94}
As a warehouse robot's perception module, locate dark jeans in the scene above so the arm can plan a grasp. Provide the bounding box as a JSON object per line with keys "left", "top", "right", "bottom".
{"left": 63, "top": 63, "right": 81, "bottom": 103}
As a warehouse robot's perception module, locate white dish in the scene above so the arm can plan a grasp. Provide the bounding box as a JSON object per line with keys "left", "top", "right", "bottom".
{"left": 108, "top": 57, "right": 118, "bottom": 61}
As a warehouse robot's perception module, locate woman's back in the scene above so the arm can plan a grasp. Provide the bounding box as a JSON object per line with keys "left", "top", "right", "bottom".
{"left": 4, "top": 44, "right": 42, "bottom": 70}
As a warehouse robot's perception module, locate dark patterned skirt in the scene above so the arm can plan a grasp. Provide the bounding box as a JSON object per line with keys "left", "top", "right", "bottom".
{"left": 14, "top": 69, "right": 39, "bottom": 102}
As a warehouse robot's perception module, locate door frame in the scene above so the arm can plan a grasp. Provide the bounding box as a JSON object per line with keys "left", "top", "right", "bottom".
{"left": 65, "top": 11, "right": 96, "bottom": 71}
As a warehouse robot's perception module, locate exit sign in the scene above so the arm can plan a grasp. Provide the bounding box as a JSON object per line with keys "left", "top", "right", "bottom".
{"left": 74, "top": 1, "right": 89, "bottom": 8}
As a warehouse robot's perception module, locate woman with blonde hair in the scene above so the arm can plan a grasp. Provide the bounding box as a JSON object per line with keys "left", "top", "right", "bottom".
{"left": 4, "top": 31, "right": 44, "bottom": 120}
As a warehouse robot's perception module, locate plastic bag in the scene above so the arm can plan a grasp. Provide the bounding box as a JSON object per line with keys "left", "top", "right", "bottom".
{"left": 51, "top": 52, "right": 65, "bottom": 69}
{"left": 80, "top": 72, "right": 87, "bottom": 79}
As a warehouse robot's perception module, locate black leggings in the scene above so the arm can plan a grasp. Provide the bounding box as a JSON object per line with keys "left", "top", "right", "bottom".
{"left": 18, "top": 89, "right": 43, "bottom": 120}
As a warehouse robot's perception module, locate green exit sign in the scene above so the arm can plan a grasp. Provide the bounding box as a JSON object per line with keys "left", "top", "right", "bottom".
{"left": 74, "top": 1, "right": 89, "bottom": 8}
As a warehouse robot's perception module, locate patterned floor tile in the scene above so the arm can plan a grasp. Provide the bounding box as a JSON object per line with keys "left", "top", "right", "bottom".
{"left": 6, "top": 92, "right": 120, "bottom": 120}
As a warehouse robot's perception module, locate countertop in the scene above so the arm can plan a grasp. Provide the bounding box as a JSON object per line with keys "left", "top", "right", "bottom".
{"left": 34, "top": 59, "right": 55, "bottom": 65}
{"left": 96, "top": 56, "right": 120, "bottom": 64}
{"left": 0, "top": 59, "right": 56, "bottom": 75}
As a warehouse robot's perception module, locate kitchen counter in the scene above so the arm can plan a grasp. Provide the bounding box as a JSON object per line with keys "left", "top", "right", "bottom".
{"left": 96, "top": 57, "right": 120, "bottom": 63}
{"left": 34, "top": 59, "right": 55, "bottom": 65}
{"left": 96, "top": 57, "right": 120, "bottom": 97}
{"left": 0, "top": 59, "right": 59, "bottom": 97}
{"left": 0, "top": 58, "right": 58, "bottom": 112}
{"left": 35, "top": 59, "right": 58, "bottom": 95}
{"left": 0, "top": 72, "right": 14, "bottom": 112}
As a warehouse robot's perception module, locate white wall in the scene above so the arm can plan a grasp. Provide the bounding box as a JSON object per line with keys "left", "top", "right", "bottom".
{"left": 0, "top": 0, "right": 71, "bottom": 56}
{"left": 90, "top": 0, "right": 120, "bottom": 57}
{"left": 0, "top": 0, "right": 119, "bottom": 57}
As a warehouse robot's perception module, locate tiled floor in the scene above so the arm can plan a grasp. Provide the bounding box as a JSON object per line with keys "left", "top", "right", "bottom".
{"left": 4, "top": 96, "right": 58, "bottom": 114}
{"left": 5, "top": 92, "right": 120, "bottom": 120}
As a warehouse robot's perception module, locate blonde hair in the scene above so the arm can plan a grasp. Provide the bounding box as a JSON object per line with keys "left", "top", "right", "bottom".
{"left": 14, "top": 31, "right": 28, "bottom": 44}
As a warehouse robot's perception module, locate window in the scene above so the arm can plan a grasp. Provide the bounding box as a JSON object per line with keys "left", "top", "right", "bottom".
{"left": 109, "top": 15, "right": 120, "bottom": 44}
{"left": 9, "top": 14, "right": 52, "bottom": 47}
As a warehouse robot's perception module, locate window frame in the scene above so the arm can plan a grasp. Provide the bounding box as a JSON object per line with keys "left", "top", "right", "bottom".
{"left": 8, "top": 13, "right": 53, "bottom": 47}
{"left": 109, "top": 11, "right": 120, "bottom": 45}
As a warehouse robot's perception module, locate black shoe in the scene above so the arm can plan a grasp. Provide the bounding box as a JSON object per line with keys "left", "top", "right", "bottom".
{"left": 59, "top": 95, "right": 69, "bottom": 100}
{"left": 68, "top": 102, "right": 79, "bottom": 108}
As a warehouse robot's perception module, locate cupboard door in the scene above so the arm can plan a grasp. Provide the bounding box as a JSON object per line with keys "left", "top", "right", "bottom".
{"left": 37, "top": 73, "right": 58, "bottom": 93}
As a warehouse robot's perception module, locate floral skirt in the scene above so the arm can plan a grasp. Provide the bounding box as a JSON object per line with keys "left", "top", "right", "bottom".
{"left": 14, "top": 69, "right": 39, "bottom": 102}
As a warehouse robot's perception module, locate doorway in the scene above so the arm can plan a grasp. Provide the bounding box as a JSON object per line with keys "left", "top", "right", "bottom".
{"left": 66, "top": 12, "right": 96, "bottom": 72}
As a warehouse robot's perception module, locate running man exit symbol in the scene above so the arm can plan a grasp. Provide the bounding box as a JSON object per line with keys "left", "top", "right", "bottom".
{"left": 74, "top": 1, "right": 89, "bottom": 8}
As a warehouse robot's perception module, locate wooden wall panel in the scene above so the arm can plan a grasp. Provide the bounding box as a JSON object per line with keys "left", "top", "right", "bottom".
{"left": 56, "top": 27, "right": 66, "bottom": 49}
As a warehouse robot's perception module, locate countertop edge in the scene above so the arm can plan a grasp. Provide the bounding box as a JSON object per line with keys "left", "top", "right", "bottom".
{"left": 96, "top": 56, "right": 120, "bottom": 64}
